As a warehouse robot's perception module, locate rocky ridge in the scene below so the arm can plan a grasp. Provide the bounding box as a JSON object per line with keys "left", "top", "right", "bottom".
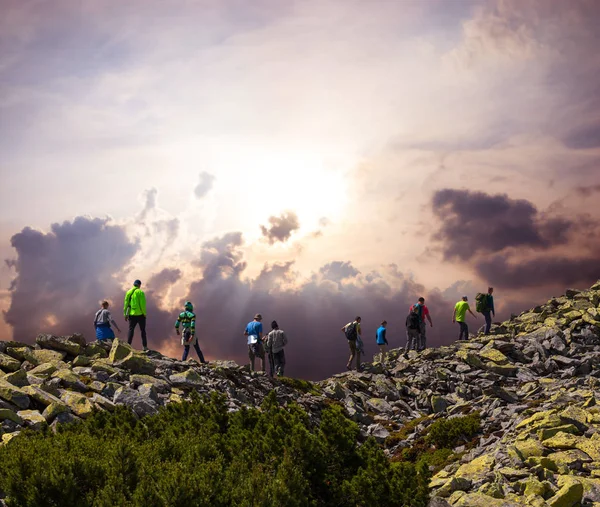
{"left": 1, "top": 281, "right": 600, "bottom": 506}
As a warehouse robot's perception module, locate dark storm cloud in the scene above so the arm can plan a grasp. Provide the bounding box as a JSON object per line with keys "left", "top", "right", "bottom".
{"left": 476, "top": 255, "right": 600, "bottom": 290}
{"left": 260, "top": 212, "right": 300, "bottom": 244}
{"left": 432, "top": 189, "right": 600, "bottom": 291}
{"left": 3, "top": 217, "right": 140, "bottom": 341}
{"left": 194, "top": 171, "right": 216, "bottom": 199}
{"left": 575, "top": 185, "right": 600, "bottom": 198}
{"left": 432, "top": 189, "right": 572, "bottom": 260}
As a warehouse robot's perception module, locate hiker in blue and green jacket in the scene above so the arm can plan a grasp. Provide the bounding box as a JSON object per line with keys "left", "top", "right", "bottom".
{"left": 175, "top": 301, "right": 207, "bottom": 363}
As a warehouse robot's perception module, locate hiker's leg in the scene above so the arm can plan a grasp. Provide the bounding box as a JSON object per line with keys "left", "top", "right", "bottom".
{"left": 127, "top": 317, "right": 137, "bottom": 345}
{"left": 483, "top": 311, "right": 492, "bottom": 334}
{"left": 419, "top": 322, "right": 427, "bottom": 350}
{"left": 356, "top": 350, "right": 361, "bottom": 370}
{"left": 248, "top": 345, "right": 255, "bottom": 371}
{"left": 139, "top": 316, "right": 147, "bottom": 349}
{"left": 347, "top": 340, "right": 356, "bottom": 369}
{"left": 182, "top": 345, "right": 190, "bottom": 361}
{"left": 278, "top": 351, "right": 286, "bottom": 376}
{"left": 381, "top": 344, "right": 387, "bottom": 363}
{"left": 194, "top": 342, "right": 206, "bottom": 363}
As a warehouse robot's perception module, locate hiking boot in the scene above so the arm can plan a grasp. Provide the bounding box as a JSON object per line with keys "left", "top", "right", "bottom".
{"left": 143, "top": 347, "right": 149, "bottom": 352}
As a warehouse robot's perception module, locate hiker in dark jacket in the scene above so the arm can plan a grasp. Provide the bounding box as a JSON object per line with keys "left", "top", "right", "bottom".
{"left": 404, "top": 307, "right": 421, "bottom": 356}
{"left": 265, "top": 320, "right": 288, "bottom": 377}
{"left": 482, "top": 287, "right": 495, "bottom": 335}
{"left": 342, "top": 316, "right": 362, "bottom": 371}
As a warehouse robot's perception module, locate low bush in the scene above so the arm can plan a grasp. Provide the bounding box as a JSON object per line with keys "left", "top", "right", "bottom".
{"left": 0, "top": 391, "right": 429, "bottom": 507}
{"left": 425, "top": 412, "right": 481, "bottom": 449}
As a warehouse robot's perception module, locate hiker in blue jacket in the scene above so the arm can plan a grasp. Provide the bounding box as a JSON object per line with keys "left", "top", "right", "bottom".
{"left": 376, "top": 321, "right": 388, "bottom": 364}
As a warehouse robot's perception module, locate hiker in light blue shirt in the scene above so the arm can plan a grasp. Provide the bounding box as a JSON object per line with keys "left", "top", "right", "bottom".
{"left": 376, "top": 321, "right": 388, "bottom": 364}
{"left": 244, "top": 313, "right": 264, "bottom": 372}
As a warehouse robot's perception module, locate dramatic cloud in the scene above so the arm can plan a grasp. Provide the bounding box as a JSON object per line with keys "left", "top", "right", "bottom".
{"left": 432, "top": 189, "right": 600, "bottom": 291}
{"left": 432, "top": 189, "right": 572, "bottom": 261}
{"left": 194, "top": 172, "right": 216, "bottom": 200}
{"left": 3, "top": 217, "right": 140, "bottom": 341}
{"left": 320, "top": 261, "right": 361, "bottom": 282}
{"left": 260, "top": 212, "right": 300, "bottom": 244}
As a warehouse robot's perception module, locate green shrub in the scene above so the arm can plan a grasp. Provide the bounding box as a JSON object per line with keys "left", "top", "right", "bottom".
{"left": 0, "top": 391, "right": 429, "bottom": 507}
{"left": 425, "top": 412, "right": 481, "bottom": 449}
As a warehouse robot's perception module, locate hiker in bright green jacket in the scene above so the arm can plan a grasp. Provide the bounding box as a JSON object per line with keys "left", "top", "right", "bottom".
{"left": 175, "top": 301, "right": 207, "bottom": 363}
{"left": 123, "top": 279, "right": 148, "bottom": 351}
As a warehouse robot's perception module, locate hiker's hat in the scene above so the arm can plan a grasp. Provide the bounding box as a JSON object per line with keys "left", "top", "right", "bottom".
{"left": 254, "top": 313, "right": 262, "bottom": 320}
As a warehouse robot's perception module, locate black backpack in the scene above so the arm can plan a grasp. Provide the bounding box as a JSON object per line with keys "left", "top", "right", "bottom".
{"left": 345, "top": 322, "right": 358, "bottom": 341}
{"left": 406, "top": 311, "right": 421, "bottom": 330}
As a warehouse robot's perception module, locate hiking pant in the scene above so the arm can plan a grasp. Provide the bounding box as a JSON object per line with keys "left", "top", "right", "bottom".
{"left": 405, "top": 329, "right": 419, "bottom": 352}
{"left": 378, "top": 344, "right": 388, "bottom": 363}
{"left": 182, "top": 331, "right": 206, "bottom": 362}
{"left": 128, "top": 315, "right": 147, "bottom": 348}
{"left": 457, "top": 321, "right": 469, "bottom": 341}
{"left": 418, "top": 321, "right": 427, "bottom": 351}
{"left": 346, "top": 339, "right": 361, "bottom": 370}
{"left": 267, "top": 351, "right": 275, "bottom": 377}
{"left": 482, "top": 311, "right": 492, "bottom": 335}
{"left": 273, "top": 350, "right": 285, "bottom": 376}
{"left": 249, "top": 342, "right": 265, "bottom": 372}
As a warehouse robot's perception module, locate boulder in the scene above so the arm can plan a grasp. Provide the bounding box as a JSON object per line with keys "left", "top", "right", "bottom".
{"left": 17, "top": 410, "right": 47, "bottom": 430}
{"left": 21, "top": 385, "right": 63, "bottom": 407}
{"left": 114, "top": 352, "right": 156, "bottom": 375}
{"left": 547, "top": 476, "right": 583, "bottom": 507}
{"left": 0, "top": 352, "right": 21, "bottom": 373}
{"left": 61, "top": 392, "right": 94, "bottom": 418}
{"left": 113, "top": 387, "right": 158, "bottom": 417}
{"left": 36, "top": 334, "right": 85, "bottom": 355}
{"left": 50, "top": 369, "right": 87, "bottom": 392}
{"left": 3, "top": 369, "right": 29, "bottom": 387}
{"left": 129, "top": 374, "right": 171, "bottom": 393}
{"left": 169, "top": 369, "right": 203, "bottom": 388}
{"left": 42, "top": 402, "right": 71, "bottom": 423}
{"left": 0, "top": 408, "right": 24, "bottom": 425}
{"left": 0, "top": 379, "right": 30, "bottom": 409}
{"left": 108, "top": 338, "right": 133, "bottom": 363}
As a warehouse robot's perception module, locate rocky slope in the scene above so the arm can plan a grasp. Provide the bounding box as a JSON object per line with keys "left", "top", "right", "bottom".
{"left": 2, "top": 281, "right": 600, "bottom": 506}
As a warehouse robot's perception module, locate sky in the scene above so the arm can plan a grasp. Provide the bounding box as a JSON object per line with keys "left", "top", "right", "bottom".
{"left": 1, "top": 0, "right": 599, "bottom": 379}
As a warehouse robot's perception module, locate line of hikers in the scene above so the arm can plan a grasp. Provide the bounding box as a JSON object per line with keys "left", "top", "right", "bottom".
{"left": 93, "top": 279, "right": 495, "bottom": 375}
{"left": 341, "top": 288, "right": 496, "bottom": 371}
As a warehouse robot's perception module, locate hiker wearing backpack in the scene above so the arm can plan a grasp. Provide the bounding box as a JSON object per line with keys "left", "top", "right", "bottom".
{"left": 341, "top": 317, "right": 362, "bottom": 371}
{"left": 175, "top": 301, "right": 207, "bottom": 363}
{"left": 244, "top": 313, "right": 265, "bottom": 372}
{"left": 376, "top": 320, "right": 388, "bottom": 364}
{"left": 452, "top": 296, "right": 477, "bottom": 341}
{"left": 475, "top": 287, "right": 495, "bottom": 335}
{"left": 409, "top": 297, "right": 432, "bottom": 351}
{"left": 404, "top": 307, "right": 421, "bottom": 355}
{"left": 123, "top": 280, "right": 148, "bottom": 351}
{"left": 265, "top": 320, "right": 288, "bottom": 377}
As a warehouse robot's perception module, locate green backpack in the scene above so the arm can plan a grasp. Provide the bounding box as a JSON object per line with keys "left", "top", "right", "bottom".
{"left": 475, "top": 293, "right": 487, "bottom": 313}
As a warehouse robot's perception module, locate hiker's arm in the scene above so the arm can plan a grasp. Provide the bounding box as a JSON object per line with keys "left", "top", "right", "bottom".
{"left": 175, "top": 317, "right": 181, "bottom": 335}
{"left": 190, "top": 315, "right": 196, "bottom": 336}
{"left": 282, "top": 331, "right": 288, "bottom": 346}
{"left": 123, "top": 291, "right": 131, "bottom": 317}
{"left": 452, "top": 308, "right": 456, "bottom": 323}
{"left": 426, "top": 313, "right": 433, "bottom": 326}
{"left": 109, "top": 312, "right": 121, "bottom": 332}
{"left": 140, "top": 292, "right": 147, "bottom": 316}
{"left": 468, "top": 308, "right": 476, "bottom": 318}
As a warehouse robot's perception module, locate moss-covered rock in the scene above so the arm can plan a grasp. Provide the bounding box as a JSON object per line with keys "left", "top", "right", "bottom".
{"left": 51, "top": 369, "right": 86, "bottom": 391}
{"left": 3, "top": 369, "right": 28, "bottom": 387}
{"left": 108, "top": 338, "right": 133, "bottom": 363}
{"left": 0, "top": 379, "right": 30, "bottom": 409}
{"left": 478, "top": 348, "right": 510, "bottom": 365}
{"left": 547, "top": 476, "right": 583, "bottom": 507}
{"left": 0, "top": 408, "right": 24, "bottom": 425}
{"left": 61, "top": 392, "right": 94, "bottom": 418}
{"left": 0, "top": 352, "right": 21, "bottom": 373}
{"left": 115, "top": 352, "right": 156, "bottom": 375}
{"left": 42, "top": 402, "right": 71, "bottom": 423}
{"left": 17, "top": 410, "right": 47, "bottom": 430}
{"left": 21, "top": 385, "right": 63, "bottom": 406}
{"left": 455, "top": 454, "right": 495, "bottom": 482}
{"left": 538, "top": 424, "right": 580, "bottom": 441}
